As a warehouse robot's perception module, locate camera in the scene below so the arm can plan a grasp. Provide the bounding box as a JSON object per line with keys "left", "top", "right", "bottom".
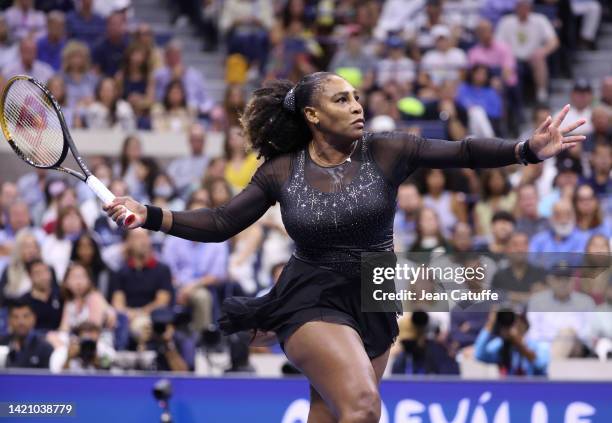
{"left": 493, "top": 308, "right": 516, "bottom": 337}
{"left": 79, "top": 337, "right": 97, "bottom": 362}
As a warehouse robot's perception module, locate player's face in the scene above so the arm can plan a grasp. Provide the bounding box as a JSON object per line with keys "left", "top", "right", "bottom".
{"left": 307, "top": 75, "right": 364, "bottom": 142}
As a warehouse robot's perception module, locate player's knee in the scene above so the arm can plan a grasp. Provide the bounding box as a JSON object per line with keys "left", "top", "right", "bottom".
{"left": 339, "top": 388, "right": 381, "bottom": 423}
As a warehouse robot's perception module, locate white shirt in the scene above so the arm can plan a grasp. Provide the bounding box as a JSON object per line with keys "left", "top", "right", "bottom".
{"left": 167, "top": 155, "right": 210, "bottom": 193}
{"left": 2, "top": 60, "right": 54, "bottom": 83}
{"left": 556, "top": 105, "right": 593, "bottom": 135}
{"left": 495, "top": 13, "right": 556, "bottom": 60}
{"left": 376, "top": 57, "right": 416, "bottom": 87}
{"left": 421, "top": 48, "right": 467, "bottom": 85}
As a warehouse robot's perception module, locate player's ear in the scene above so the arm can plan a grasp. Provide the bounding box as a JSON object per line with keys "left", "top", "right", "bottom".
{"left": 303, "top": 106, "right": 319, "bottom": 125}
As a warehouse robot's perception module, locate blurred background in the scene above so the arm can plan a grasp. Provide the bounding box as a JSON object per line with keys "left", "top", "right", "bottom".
{"left": 0, "top": 0, "right": 610, "bottom": 421}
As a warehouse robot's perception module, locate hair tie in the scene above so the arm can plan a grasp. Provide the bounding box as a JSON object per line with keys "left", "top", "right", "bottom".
{"left": 283, "top": 86, "right": 297, "bottom": 113}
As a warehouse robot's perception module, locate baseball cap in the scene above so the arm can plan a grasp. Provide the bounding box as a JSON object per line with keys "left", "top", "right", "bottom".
{"left": 431, "top": 25, "right": 451, "bottom": 39}
{"left": 573, "top": 78, "right": 592, "bottom": 92}
{"left": 386, "top": 35, "right": 404, "bottom": 49}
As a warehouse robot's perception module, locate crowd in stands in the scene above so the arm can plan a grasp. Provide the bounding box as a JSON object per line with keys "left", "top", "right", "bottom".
{"left": 0, "top": 0, "right": 610, "bottom": 376}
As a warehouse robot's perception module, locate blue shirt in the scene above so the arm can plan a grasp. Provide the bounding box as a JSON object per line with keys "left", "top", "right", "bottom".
{"left": 66, "top": 11, "right": 106, "bottom": 49}
{"left": 457, "top": 83, "right": 502, "bottom": 118}
{"left": 162, "top": 236, "right": 229, "bottom": 287}
{"left": 36, "top": 36, "right": 66, "bottom": 71}
{"left": 92, "top": 36, "right": 129, "bottom": 77}
{"left": 528, "top": 228, "right": 589, "bottom": 267}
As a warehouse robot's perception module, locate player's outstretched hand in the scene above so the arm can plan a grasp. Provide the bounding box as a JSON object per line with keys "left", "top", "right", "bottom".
{"left": 103, "top": 197, "right": 147, "bottom": 229}
{"left": 528, "top": 104, "right": 587, "bottom": 161}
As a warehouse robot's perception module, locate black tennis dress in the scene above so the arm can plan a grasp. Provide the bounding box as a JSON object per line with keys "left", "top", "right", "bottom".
{"left": 163, "top": 131, "right": 519, "bottom": 359}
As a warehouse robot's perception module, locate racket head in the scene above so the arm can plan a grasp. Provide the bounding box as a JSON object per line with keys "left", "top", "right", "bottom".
{"left": 0, "top": 75, "right": 69, "bottom": 170}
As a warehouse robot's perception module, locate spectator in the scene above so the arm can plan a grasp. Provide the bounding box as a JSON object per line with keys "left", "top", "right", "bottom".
{"left": 62, "top": 321, "right": 115, "bottom": 371}
{"left": 92, "top": 11, "right": 129, "bottom": 77}
{"left": 0, "top": 299, "right": 53, "bottom": 369}
{"left": 153, "top": 40, "right": 213, "bottom": 116}
{"left": 218, "top": 83, "right": 246, "bottom": 130}
{"left": 0, "top": 200, "right": 46, "bottom": 248}
{"left": 36, "top": 11, "right": 67, "bottom": 71}
{"left": 487, "top": 211, "right": 515, "bottom": 256}
{"left": 166, "top": 123, "right": 210, "bottom": 199}
{"left": 110, "top": 229, "right": 173, "bottom": 325}
{"left": 514, "top": 183, "right": 549, "bottom": 237}
{"left": 224, "top": 125, "right": 258, "bottom": 193}
{"left": 114, "top": 135, "right": 142, "bottom": 197}
{"left": 527, "top": 263, "right": 595, "bottom": 358}
{"left": 589, "top": 282, "right": 612, "bottom": 360}
{"left": 408, "top": 207, "right": 449, "bottom": 259}
{"left": 2, "top": 36, "right": 53, "bottom": 82}
{"left": 582, "top": 142, "right": 612, "bottom": 199}
{"left": 421, "top": 168, "right": 467, "bottom": 237}
{"left": 578, "top": 234, "right": 611, "bottom": 304}
{"left": 530, "top": 200, "right": 589, "bottom": 267}
{"left": 132, "top": 23, "right": 163, "bottom": 72}
{"left": 569, "top": 0, "right": 601, "bottom": 49}
{"left": 495, "top": 0, "right": 559, "bottom": 103}
{"left": 93, "top": 179, "right": 128, "bottom": 250}
{"left": 328, "top": 25, "right": 375, "bottom": 91}
{"left": 391, "top": 311, "right": 459, "bottom": 375}
{"left": 61, "top": 40, "right": 99, "bottom": 108}
{"left": 474, "top": 169, "right": 516, "bottom": 237}
{"left": 0, "top": 181, "right": 18, "bottom": 227}
{"left": 405, "top": 0, "right": 461, "bottom": 51}
{"left": 47, "top": 75, "right": 77, "bottom": 128}
{"left": 35, "top": 0, "right": 74, "bottom": 13}
{"left": 573, "top": 183, "right": 610, "bottom": 237}
{"left": 601, "top": 76, "right": 612, "bottom": 109}
{"left": 70, "top": 233, "right": 112, "bottom": 301}
{"left": 41, "top": 206, "right": 86, "bottom": 281}
{"left": 421, "top": 80, "right": 468, "bottom": 140}
{"left": 557, "top": 79, "right": 595, "bottom": 137}
{"left": 0, "top": 14, "right": 18, "bottom": 70}
{"left": 4, "top": 0, "right": 46, "bottom": 40}
{"left": 132, "top": 157, "right": 160, "bottom": 205}
{"left": 539, "top": 157, "right": 582, "bottom": 218}
{"left": 375, "top": 35, "right": 416, "bottom": 92}
{"left": 421, "top": 25, "right": 467, "bottom": 87}
{"left": 584, "top": 107, "right": 611, "bottom": 152}
{"left": 490, "top": 232, "right": 547, "bottom": 307}
{"left": 58, "top": 262, "right": 115, "bottom": 334}
{"left": 394, "top": 183, "right": 422, "bottom": 252}
{"left": 117, "top": 42, "right": 154, "bottom": 107}
{"left": 475, "top": 308, "right": 549, "bottom": 375}
{"left": 81, "top": 77, "right": 136, "bottom": 130}
{"left": 0, "top": 229, "right": 41, "bottom": 306}
{"left": 457, "top": 65, "right": 503, "bottom": 135}
{"left": 151, "top": 79, "right": 195, "bottom": 132}
{"left": 21, "top": 259, "right": 62, "bottom": 331}
{"left": 66, "top": 0, "right": 106, "bottom": 49}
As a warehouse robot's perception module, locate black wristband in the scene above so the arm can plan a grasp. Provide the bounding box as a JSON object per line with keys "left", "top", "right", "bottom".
{"left": 523, "top": 139, "right": 542, "bottom": 164}
{"left": 142, "top": 205, "right": 163, "bottom": 231}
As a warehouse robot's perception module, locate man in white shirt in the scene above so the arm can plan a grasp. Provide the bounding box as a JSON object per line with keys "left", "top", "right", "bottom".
{"left": 166, "top": 123, "right": 210, "bottom": 199}
{"left": 4, "top": 0, "right": 46, "bottom": 40}
{"left": 2, "top": 36, "right": 53, "bottom": 82}
{"left": 421, "top": 25, "right": 467, "bottom": 87}
{"left": 376, "top": 36, "right": 416, "bottom": 91}
{"left": 556, "top": 79, "right": 594, "bottom": 136}
{"left": 495, "top": 0, "right": 559, "bottom": 103}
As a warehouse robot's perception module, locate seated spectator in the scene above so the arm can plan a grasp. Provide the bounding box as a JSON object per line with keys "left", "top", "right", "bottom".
{"left": 2, "top": 36, "right": 53, "bottom": 82}
{"left": 0, "top": 229, "right": 41, "bottom": 306}
{"left": 375, "top": 36, "right": 415, "bottom": 93}
{"left": 474, "top": 169, "right": 516, "bottom": 237}
{"left": 132, "top": 157, "right": 160, "bottom": 205}
{"left": 58, "top": 262, "right": 115, "bottom": 334}
{"left": 491, "top": 232, "right": 547, "bottom": 307}
{"left": 578, "top": 234, "right": 611, "bottom": 304}
{"left": 4, "top": 0, "right": 46, "bottom": 40}
{"left": 149, "top": 173, "right": 184, "bottom": 211}
{"left": 527, "top": 263, "right": 595, "bottom": 358}
{"left": 514, "top": 184, "right": 549, "bottom": 237}
{"left": 81, "top": 77, "right": 136, "bottom": 130}
{"left": 0, "top": 299, "right": 53, "bottom": 369}
{"left": 132, "top": 23, "right": 163, "bottom": 72}
{"left": 394, "top": 183, "right": 422, "bottom": 252}
{"left": 62, "top": 321, "right": 115, "bottom": 372}
{"left": 224, "top": 125, "right": 258, "bottom": 193}
{"left": 220, "top": 0, "right": 274, "bottom": 75}
{"left": 487, "top": 211, "right": 515, "bottom": 257}
{"left": 538, "top": 157, "right": 582, "bottom": 218}
{"left": 584, "top": 108, "right": 611, "bottom": 152}
{"left": 166, "top": 123, "right": 210, "bottom": 199}
{"left": 217, "top": 84, "right": 246, "bottom": 130}
{"left": 480, "top": 0, "right": 517, "bottom": 25}
{"left": 421, "top": 25, "right": 467, "bottom": 87}
{"left": 582, "top": 142, "right": 612, "bottom": 202}
{"left": 21, "top": 259, "right": 62, "bottom": 331}
{"left": 457, "top": 65, "right": 503, "bottom": 135}
{"left": 113, "top": 135, "right": 142, "bottom": 197}
{"left": 0, "top": 201, "right": 46, "bottom": 250}
{"left": 569, "top": 0, "right": 601, "bottom": 49}
{"left": 328, "top": 25, "right": 375, "bottom": 91}
{"left": 421, "top": 80, "right": 468, "bottom": 140}
{"left": 589, "top": 282, "right": 612, "bottom": 360}
{"left": 13, "top": 169, "right": 49, "bottom": 225}
{"left": 47, "top": 74, "right": 77, "bottom": 128}
{"left": 70, "top": 233, "right": 113, "bottom": 301}
{"left": 61, "top": 40, "right": 99, "bottom": 108}
{"left": 392, "top": 311, "right": 459, "bottom": 375}
{"left": 0, "top": 14, "right": 18, "bottom": 70}
{"left": 573, "top": 184, "right": 611, "bottom": 238}
{"left": 421, "top": 168, "right": 466, "bottom": 237}
{"left": 66, "top": 0, "right": 106, "bottom": 50}
{"left": 117, "top": 42, "right": 154, "bottom": 110}
{"left": 475, "top": 308, "right": 549, "bottom": 375}
{"left": 448, "top": 300, "right": 489, "bottom": 356}
{"left": 92, "top": 11, "right": 129, "bottom": 77}
{"left": 408, "top": 207, "right": 450, "bottom": 259}
{"left": 404, "top": 0, "right": 461, "bottom": 51}
{"left": 151, "top": 79, "right": 195, "bottom": 132}
{"left": 42, "top": 206, "right": 86, "bottom": 281}
{"left": 557, "top": 79, "right": 595, "bottom": 136}
{"left": 36, "top": 11, "right": 67, "bottom": 72}
{"left": 530, "top": 200, "right": 589, "bottom": 267}
{"left": 110, "top": 229, "right": 173, "bottom": 326}
{"left": 495, "top": 0, "right": 559, "bottom": 103}
{"left": 154, "top": 40, "right": 213, "bottom": 116}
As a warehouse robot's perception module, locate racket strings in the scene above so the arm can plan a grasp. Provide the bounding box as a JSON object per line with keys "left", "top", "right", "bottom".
{"left": 3, "top": 79, "right": 64, "bottom": 167}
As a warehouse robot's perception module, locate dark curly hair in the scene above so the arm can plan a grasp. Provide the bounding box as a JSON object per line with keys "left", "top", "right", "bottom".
{"left": 240, "top": 72, "right": 336, "bottom": 160}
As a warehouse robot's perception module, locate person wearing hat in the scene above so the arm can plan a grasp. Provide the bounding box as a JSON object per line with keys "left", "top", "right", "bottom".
{"left": 375, "top": 35, "right": 416, "bottom": 91}
{"left": 555, "top": 79, "right": 595, "bottom": 136}
{"left": 405, "top": 0, "right": 461, "bottom": 52}
{"left": 421, "top": 25, "right": 467, "bottom": 87}
{"left": 495, "top": 0, "right": 559, "bottom": 103}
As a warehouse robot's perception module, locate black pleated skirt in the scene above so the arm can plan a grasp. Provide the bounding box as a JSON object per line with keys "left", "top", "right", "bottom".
{"left": 218, "top": 255, "right": 400, "bottom": 359}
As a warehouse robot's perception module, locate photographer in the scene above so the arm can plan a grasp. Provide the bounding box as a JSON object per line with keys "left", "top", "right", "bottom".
{"left": 391, "top": 312, "right": 459, "bottom": 375}
{"left": 62, "top": 321, "right": 116, "bottom": 372}
{"left": 133, "top": 308, "right": 194, "bottom": 372}
{"left": 474, "top": 307, "right": 548, "bottom": 375}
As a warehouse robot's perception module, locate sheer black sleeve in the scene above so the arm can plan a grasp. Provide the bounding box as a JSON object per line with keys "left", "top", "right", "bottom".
{"left": 370, "top": 131, "right": 520, "bottom": 186}
{"left": 167, "top": 155, "right": 291, "bottom": 242}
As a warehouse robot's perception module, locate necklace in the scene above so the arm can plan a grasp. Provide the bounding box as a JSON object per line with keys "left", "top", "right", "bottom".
{"left": 309, "top": 140, "right": 358, "bottom": 167}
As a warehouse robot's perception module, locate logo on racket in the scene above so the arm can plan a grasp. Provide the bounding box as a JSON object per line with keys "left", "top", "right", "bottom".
{"left": 15, "top": 94, "right": 48, "bottom": 149}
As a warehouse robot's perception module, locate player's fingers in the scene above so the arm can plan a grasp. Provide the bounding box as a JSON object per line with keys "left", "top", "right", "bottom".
{"left": 551, "top": 104, "right": 570, "bottom": 128}
{"left": 560, "top": 119, "right": 586, "bottom": 135}
{"left": 535, "top": 115, "right": 552, "bottom": 133}
{"left": 562, "top": 135, "right": 586, "bottom": 144}
{"left": 110, "top": 208, "right": 125, "bottom": 222}
{"left": 562, "top": 142, "right": 578, "bottom": 150}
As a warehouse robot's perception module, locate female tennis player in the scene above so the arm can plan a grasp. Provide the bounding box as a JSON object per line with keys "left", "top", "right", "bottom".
{"left": 105, "top": 72, "right": 585, "bottom": 423}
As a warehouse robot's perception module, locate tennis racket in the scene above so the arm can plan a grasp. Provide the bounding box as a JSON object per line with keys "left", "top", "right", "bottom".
{"left": 0, "top": 75, "right": 135, "bottom": 226}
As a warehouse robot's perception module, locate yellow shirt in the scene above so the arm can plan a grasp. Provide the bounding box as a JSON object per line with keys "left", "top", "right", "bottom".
{"left": 225, "top": 153, "right": 259, "bottom": 192}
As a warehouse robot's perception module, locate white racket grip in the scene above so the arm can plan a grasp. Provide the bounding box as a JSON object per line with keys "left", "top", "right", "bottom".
{"left": 86, "top": 176, "right": 135, "bottom": 226}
